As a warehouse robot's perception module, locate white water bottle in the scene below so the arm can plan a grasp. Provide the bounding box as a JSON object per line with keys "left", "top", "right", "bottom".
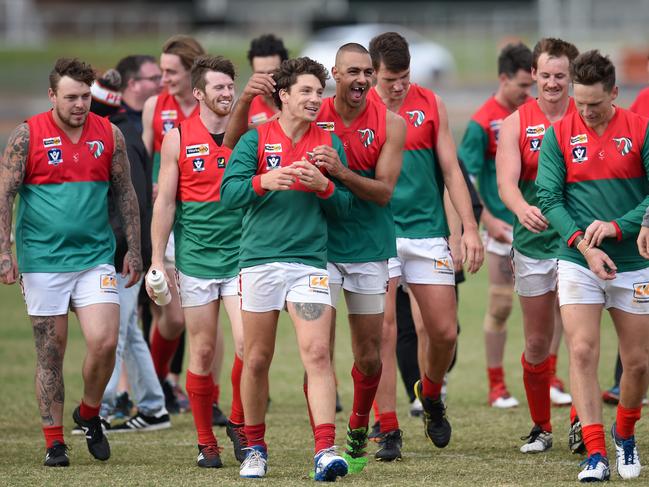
{"left": 146, "top": 269, "right": 171, "bottom": 306}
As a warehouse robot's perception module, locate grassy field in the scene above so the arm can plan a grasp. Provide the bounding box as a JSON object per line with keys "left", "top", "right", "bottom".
{"left": 0, "top": 264, "right": 632, "bottom": 486}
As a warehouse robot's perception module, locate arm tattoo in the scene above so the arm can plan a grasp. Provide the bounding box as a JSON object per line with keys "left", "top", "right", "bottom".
{"left": 0, "top": 123, "right": 28, "bottom": 257}
{"left": 110, "top": 125, "right": 143, "bottom": 272}
{"left": 31, "top": 316, "right": 65, "bottom": 425}
{"left": 293, "top": 302, "right": 326, "bottom": 321}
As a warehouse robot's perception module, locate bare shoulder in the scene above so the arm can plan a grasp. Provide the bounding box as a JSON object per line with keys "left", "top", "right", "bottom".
{"left": 143, "top": 94, "right": 159, "bottom": 113}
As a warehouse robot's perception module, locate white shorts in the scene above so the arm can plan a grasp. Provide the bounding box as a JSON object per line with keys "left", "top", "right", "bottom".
{"left": 176, "top": 270, "right": 238, "bottom": 308}
{"left": 327, "top": 261, "right": 388, "bottom": 294}
{"left": 483, "top": 229, "right": 513, "bottom": 257}
{"left": 239, "top": 262, "right": 332, "bottom": 312}
{"left": 20, "top": 263, "right": 120, "bottom": 316}
{"left": 512, "top": 249, "right": 557, "bottom": 297}
{"left": 164, "top": 233, "right": 175, "bottom": 267}
{"left": 388, "top": 257, "right": 402, "bottom": 279}
{"left": 558, "top": 260, "right": 649, "bottom": 314}
{"left": 390, "top": 237, "right": 455, "bottom": 286}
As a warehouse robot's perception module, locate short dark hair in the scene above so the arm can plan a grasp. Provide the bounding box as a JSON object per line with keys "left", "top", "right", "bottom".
{"left": 161, "top": 35, "right": 205, "bottom": 71}
{"left": 247, "top": 34, "right": 289, "bottom": 65}
{"left": 532, "top": 38, "right": 579, "bottom": 70}
{"left": 191, "top": 55, "right": 236, "bottom": 91}
{"left": 369, "top": 32, "right": 410, "bottom": 72}
{"left": 115, "top": 55, "right": 157, "bottom": 90}
{"left": 335, "top": 43, "right": 370, "bottom": 65}
{"left": 571, "top": 50, "right": 616, "bottom": 92}
{"left": 498, "top": 43, "right": 532, "bottom": 77}
{"left": 49, "top": 57, "right": 95, "bottom": 92}
{"left": 272, "top": 57, "right": 329, "bottom": 109}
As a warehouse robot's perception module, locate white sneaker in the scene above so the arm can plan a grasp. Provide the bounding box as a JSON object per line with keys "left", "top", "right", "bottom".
{"left": 578, "top": 453, "right": 611, "bottom": 482}
{"left": 314, "top": 447, "right": 348, "bottom": 482}
{"left": 612, "top": 423, "right": 642, "bottom": 479}
{"left": 410, "top": 398, "right": 423, "bottom": 417}
{"left": 240, "top": 446, "right": 268, "bottom": 478}
{"left": 550, "top": 386, "right": 572, "bottom": 406}
{"left": 492, "top": 395, "right": 519, "bottom": 409}
{"left": 520, "top": 425, "right": 552, "bottom": 453}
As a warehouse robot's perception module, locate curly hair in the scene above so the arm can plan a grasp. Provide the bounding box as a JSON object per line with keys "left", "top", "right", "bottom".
{"left": 247, "top": 34, "right": 289, "bottom": 65}
{"left": 571, "top": 50, "right": 616, "bottom": 92}
{"left": 272, "top": 57, "right": 329, "bottom": 109}
{"left": 49, "top": 58, "right": 96, "bottom": 92}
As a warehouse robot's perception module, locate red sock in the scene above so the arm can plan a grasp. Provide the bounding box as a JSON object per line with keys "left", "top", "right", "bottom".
{"left": 314, "top": 423, "right": 335, "bottom": 454}
{"left": 303, "top": 382, "right": 315, "bottom": 433}
{"left": 487, "top": 366, "right": 505, "bottom": 389}
{"left": 582, "top": 423, "right": 607, "bottom": 457}
{"left": 212, "top": 383, "right": 220, "bottom": 405}
{"left": 43, "top": 425, "right": 64, "bottom": 449}
{"left": 548, "top": 354, "right": 558, "bottom": 377}
{"left": 151, "top": 326, "right": 181, "bottom": 380}
{"left": 372, "top": 401, "right": 380, "bottom": 422}
{"left": 245, "top": 423, "right": 266, "bottom": 450}
{"left": 422, "top": 375, "right": 442, "bottom": 400}
{"left": 570, "top": 405, "right": 578, "bottom": 424}
{"left": 79, "top": 400, "right": 100, "bottom": 420}
{"left": 379, "top": 411, "right": 399, "bottom": 433}
{"left": 186, "top": 370, "right": 216, "bottom": 446}
{"left": 521, "top": 353, "right": 552, "bottom": 432}
{"left": 616, "top": 404, "right": 642, "bottom": 439}
{"left": 230, "top": 355, "right": 244, "bottom": 425}
{"left": 349, "top": 363, "right": 382, "bottom": 430}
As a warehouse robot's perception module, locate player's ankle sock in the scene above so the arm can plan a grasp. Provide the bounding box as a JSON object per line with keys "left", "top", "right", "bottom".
{"left": 79, "top": 400, "right": 100, "bottom": 420}
{"left": 245, "top": 423, "right": 267, "bottom": 450}
{"left": 372, "top": 401, "right": 380, "bottom": 422}
{"left": 314, "top": 423, "right": 336, "bottom": 454}
{"left": 230, "top": 355, "right": 245, "bottom": 424}
{"left": 521, "top": 353, "right": 552, "bottom": 432}
{"left": 487, "top": 366, "right": 505, "bottom": 389}
{"left": 570, "top": 405, "right": 578, "bottom": 424}
{"left": 186, "top": 370, "right": 217, "bottom": 446}
{"left": 303, "top": 382, "right": 315, "bottom": 433}
{"left": 43, "top": 425, "right": 64, "bottom": 448}
{"left": 582, "top": 423, "right": 607, "bottom": 457}
{"left": 616, "top": 404, "right": 642, "bottom": 439}
{"left": 151, "top": 326, "right": 180, "bottom": 380}
{"left": 379, "top": 411, "right": 399, "bottom": 433}
{"left": 349, "top": 363, "right": 382, "bottom": 430}
{"left": 422, "top": 374, "right": 442, "bottom": 400}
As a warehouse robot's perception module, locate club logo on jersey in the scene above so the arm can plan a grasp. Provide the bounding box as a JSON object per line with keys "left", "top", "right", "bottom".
{"left": 613, "top": 137, "right": 632, "bottom": 156}
{"left": 86, "top": 140, "right": 105, "bottom": 159}
{"left": 161, "top": 110, "right": 177, "bottom": 120}
{"left": 525, "top": 124, "right": 546, "bottom": 137}
{"left": 162, "top": 120, "right": 175, "bottom": 134}
{"left": 47, "top": 148, "right": 63, "bottom": 166}
{"left": 264, "top": 143, "right": 282, "bottom": 152}
{"left": 633, "top": 282, "right": 649, "bottom": 302}
{"left": 266, "top": 154, "right": 281, "bottom": 169}
{"left": 42, "top": 137, "right": 62, "bottom": 148}
{"left": 529, "top": 138, "right": 541, "bottom": 152}
{"left": 250, "top": 112, "right": 268, "bottom": 125}
{"left": 572, "top": 146, "right": 588, "bottom": 163}
{"left": 570, "top": 134, "right": 588, "bottom": 145}
{"left": 309, "top": 275, "right": 329, "bottom": 294}
{"left": 192, "top": 158, "right": 205, "bottom": 172}
{"left": 100, "top": 273, "right": 118, "bottom": 293}
{"left": 406, "top": 110, "right": 425, "bottom": 127}
{"left": 434, "top": 258, "right": 454, "bottom": 275}
{"left": 358, "top": 128, "right": 375, "bottom": 148}
{"left": 489, "top": 119, "right": 503, "bottom": 142}
{"left": 217, "top": 157, "right": 226, "bottom": 168}
{"left": 316, "top": 121, "right": 335, "bottom": 131}
{"left": 186, "top": 144, "right": 210, "bottom": 157}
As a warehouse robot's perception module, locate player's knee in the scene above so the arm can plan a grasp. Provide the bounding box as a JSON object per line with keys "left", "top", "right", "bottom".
{"left": 355, "top": 351, "right": 381, "bottom": 376}
{"left": 484, "top": 285, "right": 513, "bottom": 332}
{"left": 569, "top": 341, "right": 596, "bottom": 369}
{"left": 303, "top": 342, "right": 332, "bottom": 370}
{"left": 430, "top": 324, "right": 457, "bottom": 349}
{"left": 622, "top": 356, "right": 649, "bottom": 379}
{"left": 89, "top": 335, "right": 118, "bottom": 361}
{"left": 245, "top": 352, "right": 272, "bottom": 377}
{"left": 525, "top": 334, "right": 551, "bottom": 361}
{"left": 194, "top": 344, "right": 216, "bottom": 370}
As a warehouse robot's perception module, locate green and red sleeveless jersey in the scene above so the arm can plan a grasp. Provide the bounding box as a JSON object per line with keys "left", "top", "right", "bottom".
{"left": 368, "top": 84, "right": 447, "bottom": 238}
{"left": 17, "top": 111, "right": 115, "bottom": 272}
{"left": 317, "top": 97, "right": 396, "bottom": 262}
{"left": 247, "top": 95, "right": 277, "bottom": 125}
{"left": 537, "top": 107, "right": 649, "bottom": 271}
{"left": 630, "top": 87, "right": 649, "bottom": 117}
{"left": 152, "top": 89, "right": 199, "bottom": 183}
{"left": 459, "top": 96, "right": 515, "bottom": 223}
{"left": 220, "top": 119, "right": 352, "bottom": 269}
{"left": 175, "top": 116, "right": 242, "bottom": 279}
{"left": 514, "top": 98, "right": 575, "bottom": 259}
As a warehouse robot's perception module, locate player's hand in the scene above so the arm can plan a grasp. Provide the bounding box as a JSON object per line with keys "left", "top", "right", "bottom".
{"left": 240, "top": 73, "right": 276, "bottom": 103}
{"left": 638, "top": 226, "right": 649, "bottom": 259}
{"left": 0, "top": 251, "right": 17, "bottom": 285}
{"left": 122, "top": 249, "right": 143, "bottom": 288}
{"left": 483, "top": 214, "right": 513, "bottom": 244}
{"left": 515, "top": 204, "right": 548, "bottom": 233}
{"left": 583, "top": 247, "right": 617, "bottom": 280}
{"left": 311, "top": 145, "right": 346, "bottom": 179}
{"left": 144, "top": 263, "right": 169, "bottom": 301}
{"left": 292, "top": 159, "right": 329, "bottom": 193}
{"left": 583, "top": 220, "right": 617, "bottom": 247}
{"left": 260, "top": 166, "right": 299, "bottom": 191}
{"left": 461, "top": 227, "right": 484, "bottom": 274}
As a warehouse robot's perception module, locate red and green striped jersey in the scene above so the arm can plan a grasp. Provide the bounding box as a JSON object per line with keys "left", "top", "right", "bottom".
{"left": 175, "top": 116, "right": 242, "bottom": 279}
{"left": 368, "top": 84, "right": 447, "bottom": 238}
{"left": 459, "top": 96, "right": 515, "bottom": 224}
{"left": 247, "top": 95, "right": 277, "bottom": 125}
{"left": 630, "top": 86, "right": 649, "bottom": 117}
{"left": 514, "top": 98, "right": 575, "bottom": 259}
{"left": 220, "top": 119, "right": 352, "bottom": 270}
{"left": 152, "top": 89, "right": 199, "bottom": 183}
{"left": 17, "top": 111, "right": 115, "bottom": 272}
{"left": 537, "top": 106, "right": 649, "bottom": 271}
{"left": 317, "top": 97, "right": 396, "bottom": 262}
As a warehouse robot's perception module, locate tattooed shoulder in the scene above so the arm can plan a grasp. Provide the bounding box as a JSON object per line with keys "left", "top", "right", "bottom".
{"left": 1, "top": 122, "right": 29, "bottom": 180}
{"left": 110, "top": 124, "right": 129, "bottom": 182}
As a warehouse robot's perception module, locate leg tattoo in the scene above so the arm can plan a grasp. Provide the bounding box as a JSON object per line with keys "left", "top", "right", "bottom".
{"left": 32, "top": 317, "right": 64, "bottom": 425}
{"left": 293, "top": 303, "right": 326, "bottom": 321}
